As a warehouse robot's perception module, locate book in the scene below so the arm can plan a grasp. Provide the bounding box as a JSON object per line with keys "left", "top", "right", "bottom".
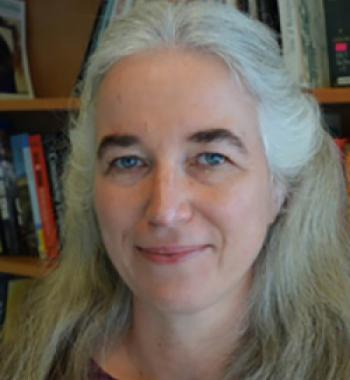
{"left": 29, "top": 134, "right": 59, "bottom": 259}
{"left": 42, "top": 132, "right": 69, "bottom": 238}
{"left": 0, "top": 0, "right": 33, "bottom": 98}
{"left": 21, "top": 134, "right": 47, "bottom": 258}
{"left": 247, "top": 0, "right": 259, "bottom": 18}
{"left": 277, "top": 0, "right": 329, "bottom": 88}
{"left": 0, "top": 130, "right": 20, "bottom": 255}
{"left": 323, "top": 0, "right": 350, "bottom": 87}
{"left": 257, "top": 0, "right": 280, "bottom": 36}
{"left": 10, "top": 134, "right": 38, "bottom": 257}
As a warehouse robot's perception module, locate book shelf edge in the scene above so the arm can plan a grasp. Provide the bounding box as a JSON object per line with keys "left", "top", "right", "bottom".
{"left": 0, "top": 98, "right": 80, "bottom": 112}
{"left": 0, "top": 257, "right": 57, "bottom": 278}
{"left": 312, "top": 88, "right": 350, "bottom": 104}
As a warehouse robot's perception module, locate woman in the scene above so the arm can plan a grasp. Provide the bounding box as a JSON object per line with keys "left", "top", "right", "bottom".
{"left": 1, "top": 1, "right": 350, "bottom": 379}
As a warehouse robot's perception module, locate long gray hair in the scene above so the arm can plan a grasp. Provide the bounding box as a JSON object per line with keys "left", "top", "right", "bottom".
{"left": 1, "top": 1, "right": 349, "bottom": 379}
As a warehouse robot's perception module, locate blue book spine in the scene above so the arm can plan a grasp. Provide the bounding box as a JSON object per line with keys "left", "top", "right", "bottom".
{"left": 10, "top": 134, "right": 38, "bottom": 256}
{"left": 20, "top": 135, "right": 47, "bottom": 258}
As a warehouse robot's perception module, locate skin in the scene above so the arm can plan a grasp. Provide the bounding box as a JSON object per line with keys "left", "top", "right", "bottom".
{"left": 93, "top": 49, "right": 280, "bottom": 380}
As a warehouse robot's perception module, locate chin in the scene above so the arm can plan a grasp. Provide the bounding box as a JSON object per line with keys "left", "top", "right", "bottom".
{"left": 135, "top": 283, "right": 218, "bottom": 314}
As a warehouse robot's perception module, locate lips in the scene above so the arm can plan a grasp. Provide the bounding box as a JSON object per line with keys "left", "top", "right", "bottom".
{"left": 136, "top": 244, "right": 210, "bottom": 264}
{"left": 137, "top": 245, "right": 208, "bottom": 254}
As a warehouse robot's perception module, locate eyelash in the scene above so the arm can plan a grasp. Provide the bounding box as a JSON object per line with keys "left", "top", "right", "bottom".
{"left": 107, "top": 152, "right": 230, "bottom": 173}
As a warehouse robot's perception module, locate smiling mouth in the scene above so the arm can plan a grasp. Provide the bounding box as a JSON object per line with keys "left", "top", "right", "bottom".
{"left": 136, "top": 245, "right": 210, "bottom": 264}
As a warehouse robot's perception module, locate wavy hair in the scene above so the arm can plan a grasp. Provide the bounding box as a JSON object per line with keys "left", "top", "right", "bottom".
{"left": 1, "top": 1, "right": 350, "bottom": 379}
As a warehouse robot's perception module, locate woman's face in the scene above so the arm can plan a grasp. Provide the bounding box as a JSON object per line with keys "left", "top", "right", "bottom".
{"left": 94, "top": 49, "right": 279, "bottom": 314}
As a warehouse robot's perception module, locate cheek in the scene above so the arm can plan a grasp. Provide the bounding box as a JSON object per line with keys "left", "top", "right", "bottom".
{"left": 207, "top": 176, "right": 274, "bottom": 257}
{"left": 94, "top": 179, "right": 136, "bottom": 249}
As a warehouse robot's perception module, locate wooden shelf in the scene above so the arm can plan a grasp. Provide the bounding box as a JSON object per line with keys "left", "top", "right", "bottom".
{"left": 0, "top": 256, "right": 57, "bottom": 278}
{"left": 0, "top": 97, "right": 80, "bottom": 112}
{"left": 312, "top": 88, "right": 350, "bottom": 104}
{"left": 0, "top": 88, "right": 348, "bottom": 113}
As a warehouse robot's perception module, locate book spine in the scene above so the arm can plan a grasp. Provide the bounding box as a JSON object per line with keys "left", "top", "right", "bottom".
{"left": 277, "top": 0, "right": 305, "bottom": 86}
{"left": 0, "top": 132, "right": 20, "bottom": 255}
{"left": 297, "top": 0, "right": 329, "bottom": 88}
{"left": 0, "top": 166, "right": 19, "bottom": 255}
{"left": 257, "top": 0, "right": 280, "bottom": 35}
{"left": 43, "top": 134, "right": 65, "bottom": 237}
{"left": 29, "top": 135, "right": 59, "bottom": 259}
{"left": 10, "top": 134, "right": 38, "bottom": 256}
{"left": 248, "top": 0, "right": 259, "bottom": 18}
{"left": 22, "top": 137, "right": 47, "bottom": 259}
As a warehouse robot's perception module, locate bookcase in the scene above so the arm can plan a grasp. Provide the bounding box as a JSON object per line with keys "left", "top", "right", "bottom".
{"left": 0, "top": 0, "right": 100, "bottom": 277}
{"left": 0, "top": 0, "right": 350, "bottom": 280}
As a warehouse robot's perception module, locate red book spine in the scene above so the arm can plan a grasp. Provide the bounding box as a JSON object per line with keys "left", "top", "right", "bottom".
{"left": 29, "top": 135, "right": 59, "bottom": 259}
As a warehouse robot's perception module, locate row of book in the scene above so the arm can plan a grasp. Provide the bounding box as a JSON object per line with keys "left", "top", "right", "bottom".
{"left": 0, "top": 0, "right": 348, "bottom": 99}
{"left": 78, "top": 0, "right": 350, "bottom": 91}
{"left": 0, "top": 124, "right": 66, "bottom": 259}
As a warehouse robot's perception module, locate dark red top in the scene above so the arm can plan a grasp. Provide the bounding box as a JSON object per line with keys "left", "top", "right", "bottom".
{"left": 89, "top": 360, "right": 119, "bottom": 380}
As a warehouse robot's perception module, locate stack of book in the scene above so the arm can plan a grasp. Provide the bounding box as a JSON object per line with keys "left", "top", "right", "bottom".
{"left": 0, "top": 124, "right": 66, "bottom": 260}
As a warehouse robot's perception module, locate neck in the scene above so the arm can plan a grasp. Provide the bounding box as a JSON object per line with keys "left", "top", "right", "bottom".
{"left": 123, "top": 293, "right": 248, "bottom": 380}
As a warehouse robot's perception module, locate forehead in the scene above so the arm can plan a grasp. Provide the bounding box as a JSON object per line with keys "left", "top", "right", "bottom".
{"left": 95, "top": 49, "right": 261, "bottom": 148}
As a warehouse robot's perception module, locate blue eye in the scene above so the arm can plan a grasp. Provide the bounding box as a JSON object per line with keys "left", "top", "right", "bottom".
{"left": 197, "top": 153, "right": 226, "bottom": 167}
{"left": 112, "top": 156, "right": 143, "bottom": 170}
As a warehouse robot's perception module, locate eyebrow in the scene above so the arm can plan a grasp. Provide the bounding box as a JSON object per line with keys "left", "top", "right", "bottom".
{"left": 97, "top": 128, "right": 248, "bottom": 159}
{"left": 187, "top": 128, "right": 248, "bottom": 154}
{"left": 97, "top": 134, "right": 141, "bottom": 159}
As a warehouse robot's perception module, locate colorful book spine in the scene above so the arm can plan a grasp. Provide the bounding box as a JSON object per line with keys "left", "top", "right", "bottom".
{"left": 29, "top": 135, "right": 59, "bottom": 259}
{"left": 10, "top": 134, "right": 38, "bottom": 256}
{"left": 22, "top": 135, "right": 47, "bottom": 258}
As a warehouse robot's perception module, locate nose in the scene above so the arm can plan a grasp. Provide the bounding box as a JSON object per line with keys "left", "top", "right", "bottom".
{"left": 144, "top": 165, "right": 194, "bottom": 228}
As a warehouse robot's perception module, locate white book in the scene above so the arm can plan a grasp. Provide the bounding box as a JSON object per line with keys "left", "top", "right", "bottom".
{"left": 278, "top": 0, "right": 329, "bottom": 88}
{"left": 278, "top": 0, "right": 306, "bottom": 87}
{"left": 298, "top": 0, "right": 329, "bottom": 88}
{"left": 248, "top": 0, "right": 259, "bottom": 18}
